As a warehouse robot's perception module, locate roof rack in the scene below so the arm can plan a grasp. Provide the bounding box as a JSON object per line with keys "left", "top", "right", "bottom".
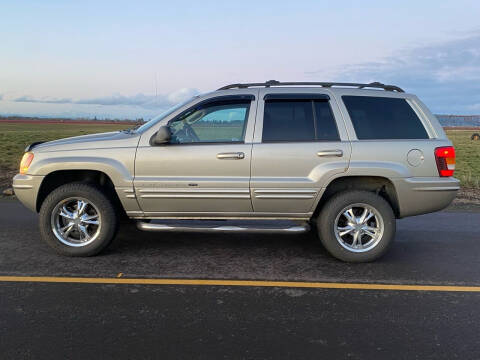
{"left": 217, "top": 80, "right": 404, "bottom": 93}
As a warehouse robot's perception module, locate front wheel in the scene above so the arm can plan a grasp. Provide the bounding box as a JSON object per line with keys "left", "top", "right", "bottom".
{"left": 317, "top": 190, "right": 396, "bottom": 262}
{"left": 39, "top": 183, "right": 118, "bottom": 256}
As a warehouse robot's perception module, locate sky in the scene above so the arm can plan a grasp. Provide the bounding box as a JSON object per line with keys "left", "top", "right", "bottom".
{"left": 1, "top": 0, "right": 480, "bottom": 119}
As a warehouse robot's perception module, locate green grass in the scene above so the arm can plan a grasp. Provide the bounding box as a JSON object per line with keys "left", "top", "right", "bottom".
{"left": 0, "top": 123, "right": 128, "bottom": 171}
{"left": 445, "top": 130, "right": 480, "bottom": 188}
{"left": 0, "top": 123, "right": 478, "bottom": 189}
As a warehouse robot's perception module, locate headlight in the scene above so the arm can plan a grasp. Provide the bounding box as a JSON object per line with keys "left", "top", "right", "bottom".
{"left": 19, "top": 152, "right": 34, "bottom": 174}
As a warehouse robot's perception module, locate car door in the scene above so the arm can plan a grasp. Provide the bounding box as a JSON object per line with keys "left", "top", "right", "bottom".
{"left": 134, "top": 93, "right": 257, "bottom": 216}
{"left": 250, "top": 88, "right": 351, "bottom": 216}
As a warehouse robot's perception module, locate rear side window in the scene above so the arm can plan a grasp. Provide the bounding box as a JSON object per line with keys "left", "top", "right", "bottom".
{"left": 262, "top": 100, "right": 339, "bottom": 142}
{"left": 342, "top": 96, "right": 429, "bottom": 140}
{"left": 314, "top": 101, "right": 339, "bottom": 141}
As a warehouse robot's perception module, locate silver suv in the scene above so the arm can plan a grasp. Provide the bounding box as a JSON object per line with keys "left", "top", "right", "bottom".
{"left": 13, "top": 81, "right": 459, "bottom": 262}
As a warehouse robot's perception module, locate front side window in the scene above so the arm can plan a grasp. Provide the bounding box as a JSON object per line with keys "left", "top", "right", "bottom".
{"left": 262, "top": 99, "right": 339, "bottom": 142}
{"left": 342, "top": 96, "right": 429, "bottom": 140}
{"left": 169, "top": 100, "right": 250, "bottom": 144}
{"left": 134, "top": 97, "right": 197, "bottom": 133}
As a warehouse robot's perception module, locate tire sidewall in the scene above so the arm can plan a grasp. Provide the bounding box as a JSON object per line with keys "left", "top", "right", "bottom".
{"left": 39, "top": 183, "right": 118, "bottom": 256}
{"left": 317, "top": 191, "right": 396, "bottom": 262}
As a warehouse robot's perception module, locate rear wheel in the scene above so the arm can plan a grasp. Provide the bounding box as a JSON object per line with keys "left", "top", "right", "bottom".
{"left": 317, "top": 190, "right": 395, "bottom": 262}
{"left": 39, "top": 183, "right": 118, "bottom": 256}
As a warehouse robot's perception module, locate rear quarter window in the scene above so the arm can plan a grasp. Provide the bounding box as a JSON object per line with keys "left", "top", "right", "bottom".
{"left": 342, "top": 96, "right": 429, "bottom": 140}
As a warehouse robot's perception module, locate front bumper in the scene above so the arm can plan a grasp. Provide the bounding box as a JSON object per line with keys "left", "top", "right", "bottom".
{"left": 12, "top": 174, "right": 45, "bottom": 212}
{"left": 392, "top": 177, "right": 460, "bottom": 218}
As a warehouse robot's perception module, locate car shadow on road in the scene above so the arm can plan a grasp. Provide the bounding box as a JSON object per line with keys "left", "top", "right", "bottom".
{"left": 92, "top": 221, "right": 411, "bottom": 281}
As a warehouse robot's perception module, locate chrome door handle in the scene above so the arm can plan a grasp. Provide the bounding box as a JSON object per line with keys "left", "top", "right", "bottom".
{"left": 217, "top": 152, "right": 245, "bottom": 160}
{"left": 317, "top": 150, "right": 343, "bottom": 157}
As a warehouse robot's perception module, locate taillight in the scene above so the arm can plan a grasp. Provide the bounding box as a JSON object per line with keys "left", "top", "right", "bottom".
{"left": 19, "top": 152, "right": 34, "bottom": 174}
{"left": 434, "top": 146, "right": 455, "bottom": 177}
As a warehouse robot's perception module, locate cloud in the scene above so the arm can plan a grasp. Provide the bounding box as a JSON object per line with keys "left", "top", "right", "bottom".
{"left": 14, "top": 95, "right": 73, "bottom": 104}
{"left": 467, "top": 103, "right": 480, "bottom": 111}
{"left": 74, "top": 93, "right": 168, "bottom": 107}
{"left": 12, "top": 88, "right": 200, "bottom": 109}
{"left": 13, "top": 95, "right": 38, "bottom": 103}
{"left": 309, "top": 33, "right": 480, "bottom": 114}
{"left": 167, "top": 88, "right": 199, "bottom": 104}
{"left": 44, "top": 98, "right": 73, "bottom": 104}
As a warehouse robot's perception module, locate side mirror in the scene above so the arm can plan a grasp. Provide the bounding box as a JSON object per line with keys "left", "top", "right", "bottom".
{"left": 152, "top": 126, "right": 171, "bottom": 145}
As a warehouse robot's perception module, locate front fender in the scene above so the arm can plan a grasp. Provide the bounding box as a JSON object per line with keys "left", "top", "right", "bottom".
{"left": 28, "top": 152, "right": 135, "bottom": 188}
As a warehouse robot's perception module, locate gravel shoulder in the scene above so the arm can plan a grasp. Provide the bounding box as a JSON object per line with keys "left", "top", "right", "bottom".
{"left": 448, "top": 187, "right": 480, "bottom": 211}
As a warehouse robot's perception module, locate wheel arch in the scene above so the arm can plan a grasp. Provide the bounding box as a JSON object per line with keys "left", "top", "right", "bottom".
{"left": 36, "top": 169, "right": 124, "bottom": 215}
{"left": 313, "top": 176, "right": 400, "bottom": 219}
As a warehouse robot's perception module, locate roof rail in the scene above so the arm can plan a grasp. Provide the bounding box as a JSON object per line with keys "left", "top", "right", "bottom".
{"left": 217, "top": 80, "right": 404, "bottom": 93}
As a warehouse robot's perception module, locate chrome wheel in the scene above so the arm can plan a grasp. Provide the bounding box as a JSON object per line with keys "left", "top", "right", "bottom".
{"left": 51, "top": 197, "right": 101, "bottom": 247}
{"left": 334, "top": 203, "right": 384, "bottom": 253}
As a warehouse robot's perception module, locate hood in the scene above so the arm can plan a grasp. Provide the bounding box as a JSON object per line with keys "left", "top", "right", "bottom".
{"left": 31, "top": 131, "right": 139, "bottom": 152}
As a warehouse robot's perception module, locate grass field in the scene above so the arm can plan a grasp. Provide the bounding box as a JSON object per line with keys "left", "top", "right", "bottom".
{"left": 445, "top": 130, "right": 480, "bottom": 187}
{"left": 0, "top": 122, "right": 128, "bottom": 171}
{"left": 0, "top": 123, "right": 478, "bottom": 189}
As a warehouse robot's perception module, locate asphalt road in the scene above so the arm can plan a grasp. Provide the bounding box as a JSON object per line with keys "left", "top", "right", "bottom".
{"left": 1, "top": 200, "right": 480, "bottom": 359}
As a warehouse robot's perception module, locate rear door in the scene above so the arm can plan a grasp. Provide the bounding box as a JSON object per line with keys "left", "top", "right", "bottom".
{"left": 250, "top": 88, "right": 351, "bottom": 215}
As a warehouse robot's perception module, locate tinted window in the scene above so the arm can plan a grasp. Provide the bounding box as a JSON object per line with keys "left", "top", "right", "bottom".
{"left": 342, "top": 96, "right": 429, "bottom": 140}
{"left": 169, "top": 101, "right": 249, "bottom": 144}
{"left": 314, "top": 101, "right": 340, "bottom": 141}
{"left": 263, "top": 100, "right": 314, "bottom": 142}
{"left": 263, "top": 100, "right": 339, "bottom": 142}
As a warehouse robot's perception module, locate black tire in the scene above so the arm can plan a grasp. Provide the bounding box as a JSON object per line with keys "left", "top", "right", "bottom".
{"left": 316, "top": 190, "right": 395, "bottom": 262}
{"left": 39, "top": 183, "right": 118, "bottom": 256}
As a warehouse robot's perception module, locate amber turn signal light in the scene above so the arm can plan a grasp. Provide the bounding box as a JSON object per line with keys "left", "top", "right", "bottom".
{"left": 19, "top": 152, "right": 34, "bottom": 175}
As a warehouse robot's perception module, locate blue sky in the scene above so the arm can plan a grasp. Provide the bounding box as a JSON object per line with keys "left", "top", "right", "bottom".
{"left": 1, "top": 0, "right": 480, "bottom": 118}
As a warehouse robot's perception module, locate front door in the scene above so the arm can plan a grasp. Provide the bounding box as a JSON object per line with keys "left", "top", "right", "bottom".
{"left": 134, "top": 95, "right": 257, "bottom": 217}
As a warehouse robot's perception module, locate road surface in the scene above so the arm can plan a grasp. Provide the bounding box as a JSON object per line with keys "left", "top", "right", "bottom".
{"left": 1, "top": 200, "right": 479, "bottom": 359}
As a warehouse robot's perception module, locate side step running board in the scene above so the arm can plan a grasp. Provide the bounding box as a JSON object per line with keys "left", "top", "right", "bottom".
{"left": 136, "top": 221, "right": 310, "bottom": 234}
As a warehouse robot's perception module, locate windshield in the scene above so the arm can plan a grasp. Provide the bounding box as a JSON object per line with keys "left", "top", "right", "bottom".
{"left": 134, "top": 96, "right": 198, "bottom": 133}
